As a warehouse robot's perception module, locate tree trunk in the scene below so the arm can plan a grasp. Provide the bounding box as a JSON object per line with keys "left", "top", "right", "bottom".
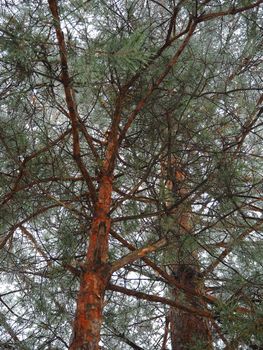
{"left": 170, "top": 264, "right": 212, "bottom": 350}
{"left": 162, "top": 157, "right": 212, "bottom": 350}
{"left": 47, "top": 4, "right": 114, "bottom": 346}
{"left": 69, "top": 175, "right": 113, "bottom": 350}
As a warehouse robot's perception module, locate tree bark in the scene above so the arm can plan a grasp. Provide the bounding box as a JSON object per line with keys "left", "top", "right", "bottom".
{"left": 68, "top": 64, "right": 121, "bottom": 350}
{"left": 47, "top": 2, "right": 117, "bottom": 348}
{"left": 162, "top": 157, "right": 212, "bottom": 350}
{"left": 170, "top": 264, "right": 212, "bottom": 350}
{"left": 69, "top": 175, "right": 113, "bottom": 350}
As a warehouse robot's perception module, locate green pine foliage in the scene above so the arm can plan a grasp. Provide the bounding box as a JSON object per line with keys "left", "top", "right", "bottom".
{"left": 0, "top": 1, "right": 262, "bottom": 349}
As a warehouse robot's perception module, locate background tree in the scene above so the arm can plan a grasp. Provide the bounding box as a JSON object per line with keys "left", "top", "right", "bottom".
{"left": 0, "top": 0, "right": 262, "bottom": 349}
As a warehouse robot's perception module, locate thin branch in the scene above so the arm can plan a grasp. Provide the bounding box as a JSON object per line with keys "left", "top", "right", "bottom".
{"left": 1, "top": 129, "right": 72, "bottom": 207}
{"left": 106, "top": 325, "right": 145, "bottom": 350}
{"left": 111, "top": 229, "right": 215, "bottom": 305}
{"left": 0, "top": 204, "right": 60, "bottom": 250}
{"left": 108, "top": 284, "right": 213, "bottom": 319}
{"left": 48, "top": 0, "right": 97, "bottom": 203}
{"left": 119, "top": 20, "right": 197, "bottom": 142}
{"left": 202, "top": 218, "right": 263, "bottom": 276}
{"left": 19, "top": 225, "right": 51, "bottom": 266}
{"left": 161, "top": 316, "right": 170, "bottom": 350}
{"left": 110, "top": 238, "right": 167, "bottom": 273}
{"left": 198, "top": 1, "right": 263, "bottom": 22}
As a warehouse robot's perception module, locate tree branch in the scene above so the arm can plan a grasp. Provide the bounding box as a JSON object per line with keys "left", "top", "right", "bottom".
{"left": 119, "top": 20, "right": 197, "bottom": 142}
{"left": 110, "top": 238, "right": 167, "bottom": 273}
{"left": 198, "top": 1, "right": 263, "bottom": 22}
{"left": 203, "top": 218, "right": 263, "bottom": 276}
{"left": 108, "top": 283, "right": 213, "bottom": 319}
{"left": 48, "top": 0, "right": 97, "bottom": 204}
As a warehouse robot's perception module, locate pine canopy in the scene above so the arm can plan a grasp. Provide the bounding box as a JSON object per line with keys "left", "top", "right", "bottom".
{"left": 0, "top": 1, "right": 262, "bottom": 349}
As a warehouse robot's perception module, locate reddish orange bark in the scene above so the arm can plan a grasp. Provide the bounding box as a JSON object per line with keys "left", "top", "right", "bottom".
{"left": 70, "top": 268, "right": 110, "bottom": 350}
{"left": 69, "top": 73, "right": 122, "bottom": 350}
{"left": 48, "top": 2, "right": 122, "bottom": 348}
{"left": 46, "top": 2, "right": 262, "bottom": 349}
{"left": 69, "top": 175, "right": 113, "bottom": 350}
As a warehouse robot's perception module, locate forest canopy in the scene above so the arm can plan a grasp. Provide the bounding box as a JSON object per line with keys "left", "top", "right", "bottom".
{"left": 0, "top": 0, "right": 262, "bottom": 349}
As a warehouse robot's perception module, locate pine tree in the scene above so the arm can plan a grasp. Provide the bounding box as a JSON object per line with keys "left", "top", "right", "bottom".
{"left": 0, "top": 1, "right": 262, "bottom": 349}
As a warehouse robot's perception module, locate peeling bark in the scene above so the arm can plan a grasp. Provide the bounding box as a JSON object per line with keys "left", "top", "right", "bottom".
{"left": 70, "top": 264, "right": 111, "bottom": 350}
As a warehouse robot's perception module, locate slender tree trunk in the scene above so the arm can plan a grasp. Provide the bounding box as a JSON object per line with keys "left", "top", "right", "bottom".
{"left": 162, "top": 157, "right": 212, "bottom": 350}
{"left": 69, "top": 175, "right": 113, "bottom": 350}
{"left": 69, "top": 119, "right": 120, "bottom": 350}
{"left": 69, "top": 101, "right": 121, "bottom": 349}
{"left": 48, "top": 1, "right": 118, "bottom": 347}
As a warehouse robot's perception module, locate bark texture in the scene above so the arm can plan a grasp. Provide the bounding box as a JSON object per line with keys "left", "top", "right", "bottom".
{"left": 170, "top": 265, "right": 212, "bottom": 350}
{"left": 48, "top": 2, "right": 116, "bottom": 348}
{"left": 69, "top": 175, "right": 113, "bottom": 350}
{"left": 162, "top": 157, "right": 212, "bottom": 350}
